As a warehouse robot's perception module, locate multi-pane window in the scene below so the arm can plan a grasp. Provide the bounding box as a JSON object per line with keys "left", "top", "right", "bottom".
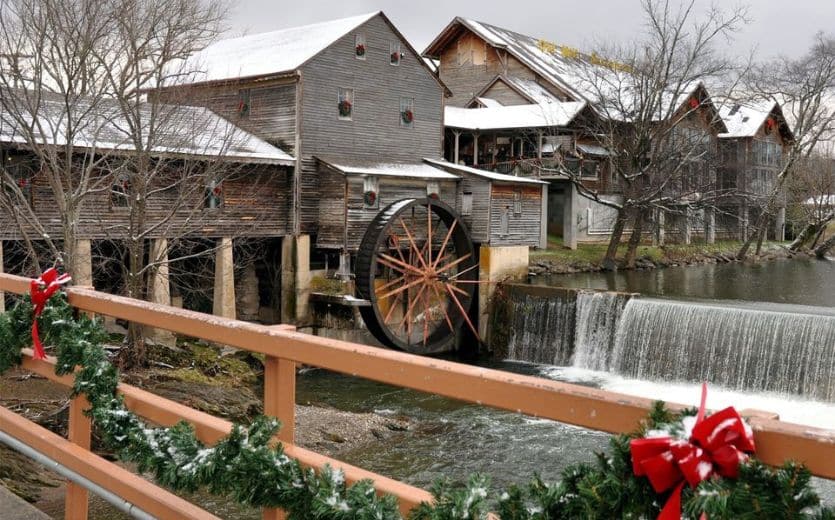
{"left": 363, "top": 176, "right": 379, "bottom": 209}
{"left": 399, "top": 97, "right": 414, "bottom": 128}
{"left": 3, "top": 154, "right": 35, "bottom": 205}
{"left": 513, "top": 189, "right": 522, "bottom": 216}
{"left": 237, "top": 89, "right": 251, "bottom": 118}
{"left": 205, "top": 179, "right": 223, "bottom": 209}
{"left": 580, "top": 160, "right": 599, "bottom": 179}
{"left": 111, "top": 174, "right": 130, "bottom": 208}
{"left": 390, "top": 42, "right": 401, "bottom": 65}
{"left": 426, "top": 181, "right": 439, "bottom": 199}
{"left": 338, "top": 88, "right": 353, "bottom": 120}
{"left": 354, "top": 34, "right": 366, "bottom": 60}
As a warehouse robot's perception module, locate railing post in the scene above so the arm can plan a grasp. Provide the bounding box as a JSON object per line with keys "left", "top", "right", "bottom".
{"left": 65, "top": 394, "right": 91, "bottom": 519}
{"left": 262, "top": 328, "right": 296, "bottom": 520}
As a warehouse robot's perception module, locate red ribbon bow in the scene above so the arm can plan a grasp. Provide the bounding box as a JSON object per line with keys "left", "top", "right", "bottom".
{"left": 29, "top": 267, "right": 71, "bottom": 360}
{"left": 629, "top": 383, "right": 755, "bottom": 520}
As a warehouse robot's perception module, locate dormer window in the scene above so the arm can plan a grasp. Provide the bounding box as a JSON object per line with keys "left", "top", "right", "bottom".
{"left": 390, "top": 42, "right": 401, "bottom": 66}
{"left": 338, "top": 88, "right": 353, "bottom": 120}
{"left": 237, "top": 89, "right": 251, "bottom": 118}
{"left": 355, "top": 34, "right": 366, "bottom": 60}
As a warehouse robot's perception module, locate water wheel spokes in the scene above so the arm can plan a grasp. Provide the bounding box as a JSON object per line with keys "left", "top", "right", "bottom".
{"left": 356, "top": 198, "right": 478, "bottom": 353}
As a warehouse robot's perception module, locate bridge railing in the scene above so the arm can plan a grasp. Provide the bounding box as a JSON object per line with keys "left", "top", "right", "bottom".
{"left": 0, "top": 271, "right": 833, "bottom": 519}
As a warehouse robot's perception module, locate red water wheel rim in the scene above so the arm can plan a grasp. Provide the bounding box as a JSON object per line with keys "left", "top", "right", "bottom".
{"left": 356, "top": 198, "right": 478, "bottom": 353}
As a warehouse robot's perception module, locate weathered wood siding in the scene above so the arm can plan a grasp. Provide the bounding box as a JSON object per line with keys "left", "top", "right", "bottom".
{"left": 156, "top": 80, "right": 298, "bottom": 154}
{"left": 488, "top": 184, "right": 542, "bottom": 246}
{"left": 0, "top": 161, "right": 291, "bottom": 240}
{"left": 316, "top": 168, "right": 347, "bottom": 249}
{"left": 338, "top": 177, "right": 456, "bottom": 252}
{"left": 454, "top": 174, "right": 491, "bottom": 243}
{"left": 437, "top": 30, "right": 573, "bottom": 107}
{"left": 298, "top": 14, "right": 446, "bottom": 234}
{"left": 481, "top": 79, "right": 531, "bottom": 106}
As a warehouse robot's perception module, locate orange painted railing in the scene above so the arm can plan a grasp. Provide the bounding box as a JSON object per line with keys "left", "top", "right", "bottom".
{"left": 0, "top": 271, "right": 833, "bottom": 519}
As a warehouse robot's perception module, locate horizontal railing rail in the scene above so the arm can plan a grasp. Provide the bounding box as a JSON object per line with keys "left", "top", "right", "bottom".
{"left": 0, "top": 271, "right": 833, "bottom": 520}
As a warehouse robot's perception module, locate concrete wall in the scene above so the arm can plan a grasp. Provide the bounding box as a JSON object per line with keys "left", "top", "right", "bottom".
{"left": 477, "top": 245, "right": 529, "bottom": 340}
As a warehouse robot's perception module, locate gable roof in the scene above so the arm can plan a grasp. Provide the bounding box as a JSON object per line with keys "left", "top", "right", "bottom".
{"left": 174, "top": 12, "right": 378, "bottom": 85}
{"left": 717, "top": 98, "right": 793, "bottom": 141}
{"left": 0, "top": 90, "right": 294, "bottom": 165}
{"left": 445, "top": 101, "right": 586, "bottom": 131}
{"left": 424, "top": 17, "right": 598, "bottom": 102}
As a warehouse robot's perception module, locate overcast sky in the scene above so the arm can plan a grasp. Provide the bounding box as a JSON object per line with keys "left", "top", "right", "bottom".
{"left": 226, "top": 0, "right": 834, "bottom": 60}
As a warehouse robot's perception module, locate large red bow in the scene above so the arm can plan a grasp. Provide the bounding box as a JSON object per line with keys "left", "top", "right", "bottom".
{"left": 629, "top": 384, "right": 755, "bottom": 520}
{"left": 29, "top": 267, "right": 71, "bottom": 360}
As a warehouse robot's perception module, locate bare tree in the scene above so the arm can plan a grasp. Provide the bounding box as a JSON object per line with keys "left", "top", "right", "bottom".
{"left": 547, "top": 0, "right": 749, "bottom": 269}
{"left": 736, "top": 33, "right": 835, "bottom": 259}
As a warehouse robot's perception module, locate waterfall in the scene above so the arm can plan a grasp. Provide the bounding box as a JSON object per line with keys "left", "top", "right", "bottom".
{"left": 610, "top": 299, "right": 835, "bottom": 401}
{"left": 571, "top": 291, "right": 630, "bottom": 371}
{"left": 506, "top": 292, "right": 575, "bottom": 365}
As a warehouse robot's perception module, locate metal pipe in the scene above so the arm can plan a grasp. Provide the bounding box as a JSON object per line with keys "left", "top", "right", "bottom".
{"left": 0, "top": 430, "right": 156, "bottom": 520}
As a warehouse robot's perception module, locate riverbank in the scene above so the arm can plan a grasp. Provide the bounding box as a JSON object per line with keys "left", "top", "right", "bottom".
{"left": 529, "top": 237, "right": 800, "bottom": 275}
{"left": 0, "top": 341, "right": 411, "bottom": 516}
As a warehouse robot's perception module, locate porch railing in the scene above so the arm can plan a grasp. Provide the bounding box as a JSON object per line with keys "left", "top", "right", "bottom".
{"left": 0, "top": 271, "right": 833, "bottom": 519}
{"left": 474, "top": 158, "right": 566, "bottom": 178}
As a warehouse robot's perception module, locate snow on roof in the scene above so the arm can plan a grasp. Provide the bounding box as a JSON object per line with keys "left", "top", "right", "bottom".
{"left": 504, "top": 76, "right": 561, "bottom": 104}
{"left": 476, "top": 97, "right": 504, "bottom": 108}
{"left": 316, "top": 156, "right": 460, "bottom": 180}
{"left": 442, "top": 18, "right": 605, "bottom": 102}
{"left": 717, "top": 99, "right": 776, "bottom": 138}
{"left": 0, "top": 90, "right": 294, "bottom": 164}
{"left": 174, "top": 12, "right": 379, "bottom": 84}
{"left": 576, "top": 143, "right": 613, "bottom": 156}
{"left": 445, "top": 101, "right": 585, "bottom": 131}
{"left": 423, "top": 158, "right": 547, "bottom": 185}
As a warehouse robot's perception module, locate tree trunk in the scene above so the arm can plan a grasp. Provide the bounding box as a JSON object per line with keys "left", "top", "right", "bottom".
{"left": 602, "top": 208, "right": 628, "bottom": 271}
{"left": 754, "top": 222, "right": 767, "bottom": 256}
{"left": 789, "top": 211, "right": 834, "bottom": 251}
{"left": 736, "top": 211, "right": 767, "bottom": 260}
{"left": 814, "top": 233, "right": 835, "bottom": 259}
{"left": 625, "top": 209, "right": 646, "bottom": 269}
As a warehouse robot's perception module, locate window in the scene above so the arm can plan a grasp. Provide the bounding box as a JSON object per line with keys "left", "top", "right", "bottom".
{"left": 338, "top": 88, "right": 353, "bottom": 120}
{"left": 3, "top": 153, "right": 35, "bottom": 205}
{"left": 237, "top": 89, "right": 251, "bottom": 118}
{"left": 111, "top": 174, "right": 130, "bottom": 208}
{"left": 580, "top": 160, "right": 599, "bottom": 179}
{"left": 461, "top": 192, "right": 473, "bottom": 216}
{"left": 390, "top": 42, "right": 401, "bottom": 65}
{"left": 426, "top": 181, "right": 439, "bottom": 199}
{"left": 500, "top": 206, "right": 510, "bottom": 235}
{"left": 205, "top": 179, "right": 223, "bottom": 209}
{"left": 400, "top": 97, "right": 414, "bottom": 128}
{"left": 363, "top": 176, "right": 379, "bottom": 209}
{"left": 355, "top": 34, "right": 366, "bottom": 60}
{"left": 513, "top": 189, "right": 522, "bottom": 216}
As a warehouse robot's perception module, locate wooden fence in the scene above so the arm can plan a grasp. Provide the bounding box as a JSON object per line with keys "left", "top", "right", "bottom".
{"left": 0, "top": 272, "right": 833, "bottom": 519}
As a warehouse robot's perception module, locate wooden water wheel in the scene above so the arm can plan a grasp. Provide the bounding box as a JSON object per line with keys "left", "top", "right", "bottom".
{"left": 355, "top": 198, "right": 478, "bottom": 353}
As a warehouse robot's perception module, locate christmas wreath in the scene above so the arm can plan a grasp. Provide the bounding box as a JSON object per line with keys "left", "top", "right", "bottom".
{"left": 363, "top": 190, "right": 377, "bottom": 207}
{"left": 0, "top": 272, "right": 832, "bottom": 519}
{"left": 401, "top": 109, "right": 414, "bottom": 124}
{"left": 356, "top": 43, "right": 366, "bottom": 57}
{"left": 339, "top": 100, "right": 352, "bottom": 118}
{"left": 391, "top": 51, "right": 401, "bottom": 64}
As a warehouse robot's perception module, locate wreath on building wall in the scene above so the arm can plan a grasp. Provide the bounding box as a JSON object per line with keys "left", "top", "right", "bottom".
{"left": 401, "top": 109, "right": 414, "bottom": 125}
{"left": 356, "top": 43, "right": 366, "bottom": 57}
{"left": 689, "top": 98, "right": 700, "bottom": 109}
{"left": 363, "top": 190, "right": 377, "bottom": 207}
{"left": 391, "top": 51, "right": 401, "bottom": 64}
{"left": 339, "top": 100, "right": 353, "bottom": 118}
{"left": 0, "top": 273, "right": 832, "bottom": 520}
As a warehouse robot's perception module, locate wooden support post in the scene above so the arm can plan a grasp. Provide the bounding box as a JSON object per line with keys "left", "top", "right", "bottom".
{"left": 0, "top": 240, "right": 4, "bottom": 314}
{"left": 472, "top": 133, "right": 479, "bottom": 166}
{"left": 65, "top": 395, "right": 91, "bottom": 519}
{"left": 453, "top": 131, "right": 460, "bottom": 165}
{"left": 262, "top": 351, "right": 296, "bottom": 520}
{"left": 537, "top": 132, "right": 543, "bottom": 159}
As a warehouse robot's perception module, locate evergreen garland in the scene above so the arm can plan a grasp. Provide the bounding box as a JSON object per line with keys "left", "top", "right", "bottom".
{"left": 0, "top": 293, "right": 832, "bottom": 519}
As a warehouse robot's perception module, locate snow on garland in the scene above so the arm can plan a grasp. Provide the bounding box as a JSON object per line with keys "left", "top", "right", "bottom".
{"left": 0, "top": 284, "right": 832, "bottom": 519}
